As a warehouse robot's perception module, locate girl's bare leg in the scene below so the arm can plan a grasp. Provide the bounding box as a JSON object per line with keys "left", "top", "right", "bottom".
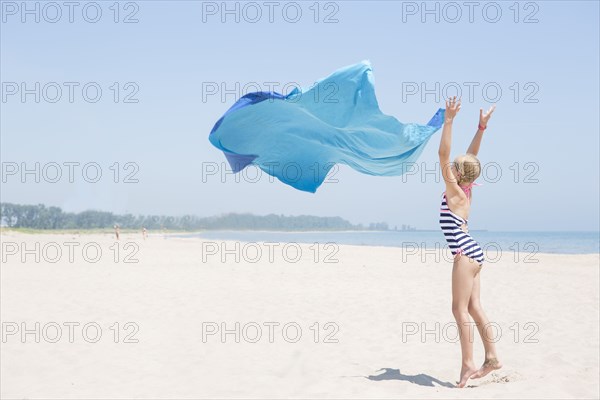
{"left": 452, "top": 255, "right": 480, "bottom": 388}
{"left": 468, "top": 272, "right": 503, "bottom": 378}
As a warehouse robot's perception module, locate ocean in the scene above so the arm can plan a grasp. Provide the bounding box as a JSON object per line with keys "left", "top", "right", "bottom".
{"left": 175, "top": 230, "right": 600, "bottom": 255}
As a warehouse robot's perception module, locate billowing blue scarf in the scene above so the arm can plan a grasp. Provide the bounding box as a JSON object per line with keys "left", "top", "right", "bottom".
{"left": 209, "top": 60, "right": 444, "bottom": 192}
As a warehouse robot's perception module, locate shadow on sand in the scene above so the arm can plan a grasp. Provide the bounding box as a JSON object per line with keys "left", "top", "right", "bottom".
{"left": 366, "top": 368, "right": 455, "bottom": 388}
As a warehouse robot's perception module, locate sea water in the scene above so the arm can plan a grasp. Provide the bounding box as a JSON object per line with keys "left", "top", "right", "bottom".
{"left": 176, "top": 231, "right": 599, "bottom": 255}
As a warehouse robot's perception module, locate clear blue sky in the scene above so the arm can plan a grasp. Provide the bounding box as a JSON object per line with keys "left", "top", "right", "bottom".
{"left": 1, "top": 1, "right": 599, "bottom": 231}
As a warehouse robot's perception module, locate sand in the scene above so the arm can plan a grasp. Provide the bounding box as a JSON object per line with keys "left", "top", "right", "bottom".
{"left": 1, "top": 231, "right": 598, "bottom": 399}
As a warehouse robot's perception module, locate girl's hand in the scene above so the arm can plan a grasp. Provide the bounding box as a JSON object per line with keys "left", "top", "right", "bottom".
{"left": 445, "top": 96, "right": 461, "bottom": 122}
{"left": 479, "top": 105, "right": 496, "bottom": 127}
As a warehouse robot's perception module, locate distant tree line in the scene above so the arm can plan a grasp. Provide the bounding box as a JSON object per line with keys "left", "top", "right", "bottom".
{"left": 0, "top": 203, "right": 390, "bottom": 231}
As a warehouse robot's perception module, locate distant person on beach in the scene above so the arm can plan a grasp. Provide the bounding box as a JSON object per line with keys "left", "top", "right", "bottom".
{"left": 114, "top": 225, "right": 120, "bottom": 240}
{"left": 438, "top": 97, "right": 502, "bottom": 388}
{"left": 142, "top": 227, "right": 147, "bottom": 240}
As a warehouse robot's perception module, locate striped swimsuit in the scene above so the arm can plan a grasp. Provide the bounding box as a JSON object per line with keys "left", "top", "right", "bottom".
{"left": 439, "top": 194, "right": 485, "bottom": 265}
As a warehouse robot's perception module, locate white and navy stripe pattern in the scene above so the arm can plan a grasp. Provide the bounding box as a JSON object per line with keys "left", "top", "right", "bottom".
{"left": 439, "top": 194, "right": 484, "bottom": 265}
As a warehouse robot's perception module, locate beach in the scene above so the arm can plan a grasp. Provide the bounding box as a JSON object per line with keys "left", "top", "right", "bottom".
{"left": 1, "top": 231, "right": 599, "bottom": 399}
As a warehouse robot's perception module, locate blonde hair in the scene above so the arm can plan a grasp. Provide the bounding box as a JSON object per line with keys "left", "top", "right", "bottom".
{"left": 454, "top": 153, "right": 481, "bottom": 185}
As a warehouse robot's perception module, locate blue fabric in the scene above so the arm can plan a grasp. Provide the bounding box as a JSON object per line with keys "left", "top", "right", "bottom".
{"left": 209, "top": 60, "right": 445, "bottom": 192}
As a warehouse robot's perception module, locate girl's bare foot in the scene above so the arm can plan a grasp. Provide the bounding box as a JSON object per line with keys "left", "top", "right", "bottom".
{"left": 456, "top": 363, "right": 478, "bottom": 388}
{"left": 470, "top": 357, "right": 502, "bottom": 379}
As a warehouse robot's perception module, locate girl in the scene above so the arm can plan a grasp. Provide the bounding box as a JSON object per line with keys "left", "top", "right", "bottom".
{"left": 438, "top": 97, "right": 502, "bottom": 388}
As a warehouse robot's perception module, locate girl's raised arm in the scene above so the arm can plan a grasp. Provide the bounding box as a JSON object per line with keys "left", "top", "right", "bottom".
{"left": 466, "top": 105, "right": 496, "bottom": 156}
{"left": 439, "top": 96, "right": 461, "bottom": 185}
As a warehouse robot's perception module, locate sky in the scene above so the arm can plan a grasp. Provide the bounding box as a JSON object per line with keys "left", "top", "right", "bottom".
{"left": 1, "top": 0, "right": 599, "bottom": 231}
